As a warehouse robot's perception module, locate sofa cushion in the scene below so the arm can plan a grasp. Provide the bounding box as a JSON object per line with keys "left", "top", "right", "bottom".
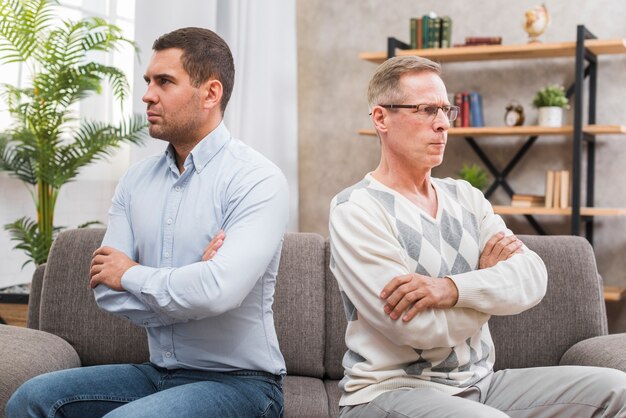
{"left": 324, "top": 379, "right": 342, "bottom": 418}
{"left": 560, "top": 334, "right": 626, "bottom": 371}
{"left": 490, "top": 235, "right": 607, "bottom": 370}
{"left": 283, "top": 376, "right": 329, "bottom": 417}
{"left": 38, "top": 228, "right": 149, "bottom": 366}
{"left": 0, "top": 325, "right": 81, "bottom": 415}
{"left": 274, "top": 233, "right": 326, "bottom": 378}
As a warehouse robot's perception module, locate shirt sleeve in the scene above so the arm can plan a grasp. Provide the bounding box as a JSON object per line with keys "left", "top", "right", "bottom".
{"left": 448, "top": 183, "right": 548, "bottom": 315}
{"left": 329, "top": 199, "right": 490, "bottom": 350}
{"left": 119, "top": 166, "right": 289, "bottom": 323}
{"left": 92, "top": 171, "right": 176, "bottom": 327}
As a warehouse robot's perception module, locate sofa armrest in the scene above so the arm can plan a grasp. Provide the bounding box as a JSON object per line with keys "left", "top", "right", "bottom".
{"left": 27, "top": 263, "right": 46, "bottom": 330}
{"left": 0, "top": 325, "right": 81, "bottom": 414}
{"left": 560, "top": 334, "right": 626, "bottom": 372}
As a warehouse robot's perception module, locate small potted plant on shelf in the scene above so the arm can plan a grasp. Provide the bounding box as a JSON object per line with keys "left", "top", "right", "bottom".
{"left": 532, "top": 84, "right": 569, "bottom": 127}
{"left": 458, "top": 163, "right": 489, "bottom": 192}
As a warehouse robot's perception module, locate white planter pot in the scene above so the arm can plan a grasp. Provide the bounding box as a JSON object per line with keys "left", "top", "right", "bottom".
{"left": 538, "top": 106, "right": 563, "bottom": 127}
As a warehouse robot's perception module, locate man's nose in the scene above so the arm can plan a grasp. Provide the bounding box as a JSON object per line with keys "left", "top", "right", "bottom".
{"left": 142, "top": 84, "right": 156, "bottom": 104}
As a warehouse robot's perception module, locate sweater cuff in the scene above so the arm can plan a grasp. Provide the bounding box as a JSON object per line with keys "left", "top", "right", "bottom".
{"left": 447, "top": 272, "right": 485, "bottom": 309}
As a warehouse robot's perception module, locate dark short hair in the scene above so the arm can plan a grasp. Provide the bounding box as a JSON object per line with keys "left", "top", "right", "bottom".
{"left": 153, "top": 27, "right": 235, "bottom": 113}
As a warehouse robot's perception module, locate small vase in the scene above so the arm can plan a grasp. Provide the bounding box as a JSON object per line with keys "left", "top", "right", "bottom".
{"left": 538, "top": 106, "right": 563, "bottom": 127}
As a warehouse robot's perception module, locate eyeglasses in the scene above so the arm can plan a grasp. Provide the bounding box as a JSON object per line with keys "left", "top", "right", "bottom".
{"left": 377, "top": 104, "right": 459, "bottom": 122}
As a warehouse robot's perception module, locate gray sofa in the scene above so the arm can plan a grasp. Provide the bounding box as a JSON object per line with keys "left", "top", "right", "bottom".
{"left": 1, "top": 229, "right": 626, "bottom": 417}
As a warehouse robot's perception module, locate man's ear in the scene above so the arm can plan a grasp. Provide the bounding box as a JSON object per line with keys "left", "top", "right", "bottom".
{"left": 202, "top": 79, "right": 223, "bottom": 111}
{"left": 371, "top": 106, "right": 388, "bottom": 134}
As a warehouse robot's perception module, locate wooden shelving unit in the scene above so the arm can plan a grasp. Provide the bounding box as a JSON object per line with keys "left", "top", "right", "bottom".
{"left": 359, "top": 39, "right": 626, "bottom": 64}
{"left": 358, "top": 125, "right": 626, "bottom": 137}
{"left": 360, "top": 27, "right": 626, "bottom": 301}
{"left": 492, "top": 206, "right": 626, "bottom": 217}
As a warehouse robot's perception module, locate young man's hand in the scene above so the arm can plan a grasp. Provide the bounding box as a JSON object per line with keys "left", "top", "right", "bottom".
{"left": 90, "top": 247, "right": 138, "bottom": 290}
{"left": 202, "top": 230, "right": 225, "bottom": 261}
{"left": 479, "top": 232, "right": 522, "bottom": 269}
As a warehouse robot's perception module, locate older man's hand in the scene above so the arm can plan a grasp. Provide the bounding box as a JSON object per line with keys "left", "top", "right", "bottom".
{"left": 480, "top": 232, "right": 523, "bottom": 269}
{"left": 380, "top": 273, "right": 459, "bottom": 322}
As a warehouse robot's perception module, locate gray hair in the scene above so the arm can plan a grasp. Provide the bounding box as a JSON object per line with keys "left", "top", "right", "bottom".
{"left": 367, "top": 56, "right": 442, "bottom": 111}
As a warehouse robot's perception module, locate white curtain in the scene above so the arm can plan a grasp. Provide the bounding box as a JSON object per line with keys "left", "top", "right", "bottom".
{"left": 132, "top": 0, "right": 299, "bottom": 231}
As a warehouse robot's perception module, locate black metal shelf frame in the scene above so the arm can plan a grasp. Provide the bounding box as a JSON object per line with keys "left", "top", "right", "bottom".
{"left": 386, "top": 25, "right": 599, "bottom": 244}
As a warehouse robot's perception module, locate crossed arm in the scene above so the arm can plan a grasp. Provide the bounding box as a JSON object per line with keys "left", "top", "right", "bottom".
{"left": 90, "top": 230, "right": 226, "bottom": 290}
{"left": 380, "top": 232, "right": 522, "bottom": 322}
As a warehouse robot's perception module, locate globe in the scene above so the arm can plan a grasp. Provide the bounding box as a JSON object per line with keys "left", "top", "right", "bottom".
{"left": 523, "top": 4, "right": 551, "bottom": 43}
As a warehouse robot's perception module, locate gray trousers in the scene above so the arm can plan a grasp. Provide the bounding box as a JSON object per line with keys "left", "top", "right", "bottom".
{"left": 341, "top": 366, "right": 626, "bottom": 417}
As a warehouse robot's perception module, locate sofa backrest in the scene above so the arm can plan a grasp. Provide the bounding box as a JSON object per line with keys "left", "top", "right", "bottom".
{"left": 37, "top": 228, "right": 149, "bottom": 366}
{"left": 489, "top": 234, "right": 608, "bottom": 370}
{"left": 33, "top": 229, "right": 608, "bottom": 380}
{"left": 273, "top": 233, "right": 327, "bottom": 378}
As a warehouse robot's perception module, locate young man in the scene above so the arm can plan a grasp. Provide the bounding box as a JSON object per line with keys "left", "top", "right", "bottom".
{"left": 6, "top": 27, "right": 287, "bottom": 417}
{"left": 329, "top": 55, "right": 626, "bottom": 417}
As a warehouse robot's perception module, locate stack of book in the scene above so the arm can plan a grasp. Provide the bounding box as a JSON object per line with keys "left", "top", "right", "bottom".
{"left": 511, "top": 194, "right": 546, "bottom": 208}
{"left": 451, "top": 91, "right": 484, "bottom": 128}
{"left": 457, "top": 36, "right": 503, "bottom": 47}
{"left": 409, "top": 14, "right": 452, "bottom": 49}
{"left": 545, "top": 170, "right": 570, "bottom": 208}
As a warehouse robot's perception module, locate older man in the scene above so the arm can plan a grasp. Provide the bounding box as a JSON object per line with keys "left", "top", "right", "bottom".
{"left": 329, "top": 55, "right": 626, "bottom": 417}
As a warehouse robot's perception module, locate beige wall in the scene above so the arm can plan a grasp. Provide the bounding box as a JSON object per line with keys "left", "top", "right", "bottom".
{"left": 297, "top": 0, "right": 626, "bottom": 289}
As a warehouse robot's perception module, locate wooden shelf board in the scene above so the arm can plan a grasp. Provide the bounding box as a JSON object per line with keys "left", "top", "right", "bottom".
{"left": 493, "top": 206, "right": 626, "bottom": 216}
{"left": 358, "top": 125, "right": 626, "bottom": 137}
{"left": 359, "top": 39, "right": 626, "bottom": 64}
{"left": 604, "top": 286, "right": 626, "bottom": 302}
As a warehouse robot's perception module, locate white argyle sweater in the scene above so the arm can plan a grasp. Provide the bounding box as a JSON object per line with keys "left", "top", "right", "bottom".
{"left": 329, "top": 174, "right": 547, "bottom": 406}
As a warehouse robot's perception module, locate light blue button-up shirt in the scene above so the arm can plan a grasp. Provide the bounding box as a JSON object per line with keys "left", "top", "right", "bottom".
{"left": 94, "top": 122, "right": 288, "bottom": 375}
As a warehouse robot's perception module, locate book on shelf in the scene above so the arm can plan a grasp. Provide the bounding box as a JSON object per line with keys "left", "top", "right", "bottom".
{"left": 511, "top": 194, "right": 545, "bottom": 208}
{"left": 440, "top": 16, "right": 452, "bottom": 48}
{"left": 545, "top": 170, "right": 555, "bottom": 208}
{"left": 461, "top": 92, "right": 470, "bottom": 127}
{"left": 464, "top": 36, "right": 503, "bottom": 45}
{"left": 432, "top": 17, "right": 441, "bottom": 49}
{"left": 454, "top": 92, "right": 464, "bottom": 128}
{"left": 544, "top": 170, "right": 570, "bottom": 208}
{"left": 468, "top": 92, "right": 484, "bottom": 127}
{"left": 410, "top": 18, "right": 423, "bottom": 49}
{"left": 553, "top": 171, "right": 561, "bottom": 208}
{"left": 559, "top": 170, "right": 570, "bottom": 209}
{"left": 421, "top": 14, "right": 432, "bottom": 49}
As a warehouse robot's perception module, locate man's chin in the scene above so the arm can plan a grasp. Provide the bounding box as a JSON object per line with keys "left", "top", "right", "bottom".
{"left": 148, "top": 126, "right": 166, "bottom": 140}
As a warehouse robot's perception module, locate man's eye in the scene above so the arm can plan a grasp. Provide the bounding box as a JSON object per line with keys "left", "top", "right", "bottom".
{"left": 422, "top": 106, "right": 438, "bottom": 115}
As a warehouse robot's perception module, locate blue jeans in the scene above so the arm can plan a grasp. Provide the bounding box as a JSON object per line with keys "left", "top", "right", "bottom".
{"left": 5, "top": 363, "right": 284, "bottom": 418}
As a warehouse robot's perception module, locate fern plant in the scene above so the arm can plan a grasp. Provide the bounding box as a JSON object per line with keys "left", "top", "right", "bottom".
{"left": 0, "top": 0, "right": 146, "bottom": 266}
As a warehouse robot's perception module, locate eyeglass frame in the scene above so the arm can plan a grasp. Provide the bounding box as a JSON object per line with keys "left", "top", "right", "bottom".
{"left": 372, "top": 103, "right": 460, "bottom": 122}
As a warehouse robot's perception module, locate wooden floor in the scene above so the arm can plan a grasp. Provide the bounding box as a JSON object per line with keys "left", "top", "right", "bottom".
{"left": 0, "top": 303, "right": 28, "bottom": 327}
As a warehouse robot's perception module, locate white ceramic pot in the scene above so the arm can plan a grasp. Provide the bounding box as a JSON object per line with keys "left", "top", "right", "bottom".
{"left": 538, "top": 106, "right": 563, "bottom": 127}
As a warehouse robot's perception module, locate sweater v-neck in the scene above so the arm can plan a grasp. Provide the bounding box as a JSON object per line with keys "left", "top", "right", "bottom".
{"left": 366, "top": 173, "right": 442, "bottom": 223}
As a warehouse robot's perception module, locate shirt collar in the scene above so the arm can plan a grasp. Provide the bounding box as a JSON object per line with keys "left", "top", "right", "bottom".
{"left": 164, "top": 122, "right": 231, "bottom": 174}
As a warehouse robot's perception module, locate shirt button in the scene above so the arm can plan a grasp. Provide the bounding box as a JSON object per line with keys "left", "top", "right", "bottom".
{"left": 143, "top": 321, "right": 149, "bottom": 326}
{"left": 165, "top": 351, "right": 172, "bottom": 358}
{"left": 166, "top": 218, "right": 173, "bottom": 225}
{"left": 164, "top": 252, "right": 170, "bottom": 258}
{"left": 175, "top": 186, "right": 181, "bottom": 192}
